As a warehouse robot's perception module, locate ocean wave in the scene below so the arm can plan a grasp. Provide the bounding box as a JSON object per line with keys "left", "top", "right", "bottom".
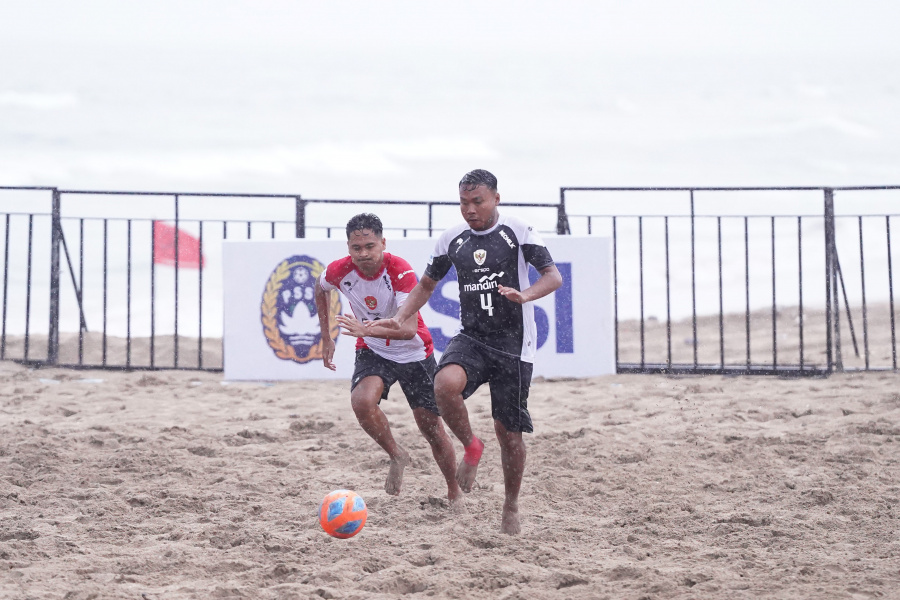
{"left": 4, "top": 138, "right": 500, "bottom": 181}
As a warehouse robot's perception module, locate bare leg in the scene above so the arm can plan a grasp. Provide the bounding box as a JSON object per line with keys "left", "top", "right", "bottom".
{"left": 434, "top": 365, "right": 479, "bottom": 492}
{"left": 351, "top": 376, "right": 410, "bottom": 495}
{"left": 494, "top": 419, "right": 525, "bottom": 535}
{"left": 412, "top": 408, "right": 463, "bottom": 509}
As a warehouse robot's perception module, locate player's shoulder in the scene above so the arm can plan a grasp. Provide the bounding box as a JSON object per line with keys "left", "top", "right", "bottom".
{"left": 438, "top": 222, "right": 470, "bottom": 244}
{"left": 499, "top": 214, "right": 534, "bottom": 235}
{"left": 385, "top": 253, "right": 413, "bottom": 273}
{"left": 384, "top": 253, "right": 414, "bottom": 277}
{"left": 324, "top": 256, "right": 356, "bottom": 284}
{"left": 384, "top": 253, "right": 418, "bottom": 289}
{"left": 500, "top": 214, "right": 545, "bottom": 245}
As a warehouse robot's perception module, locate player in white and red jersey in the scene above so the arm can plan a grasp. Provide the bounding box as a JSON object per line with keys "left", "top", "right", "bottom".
{"left": 313, "top": 213, "right": 461, "bottom": 505}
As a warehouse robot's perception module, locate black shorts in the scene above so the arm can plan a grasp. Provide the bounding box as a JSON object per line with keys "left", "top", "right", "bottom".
{"left": 436, "top": 334, "right": 534, "bottom": 433}
{"left": 351, "top": 348, "right": 439, "bottom": 414}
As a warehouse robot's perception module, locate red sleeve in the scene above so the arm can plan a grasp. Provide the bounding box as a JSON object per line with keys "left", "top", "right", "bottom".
{"left": 324, "top": 256, "right": 355, "bottom": 289}
{"left": 386, "top": 254, "right": 418, "bottom": 293}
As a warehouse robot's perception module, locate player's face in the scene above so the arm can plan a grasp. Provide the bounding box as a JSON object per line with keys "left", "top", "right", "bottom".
{"left": 459, "top": 184, "right": 500, "bottom": 231}
{"left": 347, "top": 229, "right": 386, "bottom": 276}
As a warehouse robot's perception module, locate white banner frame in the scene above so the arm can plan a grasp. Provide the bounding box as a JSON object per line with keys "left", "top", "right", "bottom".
{"left": 222, "top": 236, "right": 613, "bottom": 380}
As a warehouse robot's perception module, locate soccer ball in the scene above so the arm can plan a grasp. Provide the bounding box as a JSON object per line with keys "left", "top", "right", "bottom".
{"left": 318, "top": 489, "right": 368, "bottom": 539}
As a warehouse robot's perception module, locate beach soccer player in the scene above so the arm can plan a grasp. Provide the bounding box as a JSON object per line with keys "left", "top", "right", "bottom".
{"left": 313, "top": 213, "right": 462, "bottom": 504}
{"left": 373, "top": 169, "right": 563, "bottom": 534}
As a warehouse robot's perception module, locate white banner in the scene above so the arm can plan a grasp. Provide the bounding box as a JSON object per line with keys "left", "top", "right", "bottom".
{"left": 222, "top": 236, "right": 614, "bottom": 380}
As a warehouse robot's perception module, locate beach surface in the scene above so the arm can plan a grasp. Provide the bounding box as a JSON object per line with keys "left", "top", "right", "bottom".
{"left": 1, "top": 359, "right": 899, "bottom": 599}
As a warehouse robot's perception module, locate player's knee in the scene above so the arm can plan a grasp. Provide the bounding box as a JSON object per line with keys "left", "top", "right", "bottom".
{"left": 434, "top": 366, "right": 466, "bottom": 401}
{"left": 350, "top": 391, "right": 379, "bottom": 417}
{"left": 494, "top": 420, "right": 524, "bottom": 444}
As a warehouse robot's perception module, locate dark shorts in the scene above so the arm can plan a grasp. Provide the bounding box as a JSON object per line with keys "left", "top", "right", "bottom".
{"left": 436, "top": 334, "right": 534, "bottom": 433}
{"left": 351, "top": 348, "right": 439, "bottom": 414}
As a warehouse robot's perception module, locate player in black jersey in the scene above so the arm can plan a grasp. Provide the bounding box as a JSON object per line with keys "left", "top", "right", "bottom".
{"left": 374, "top": 169, "right": 562, "bottom": 534}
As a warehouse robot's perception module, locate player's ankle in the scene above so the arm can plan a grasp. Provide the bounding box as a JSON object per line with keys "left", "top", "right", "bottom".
{"left": 463, "top": 436, "right": 484, "bottom": 466}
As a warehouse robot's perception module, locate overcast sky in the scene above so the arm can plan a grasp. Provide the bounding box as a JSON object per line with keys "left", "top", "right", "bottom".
{"left": 3, "top": 1, "right": 898, "bottom": 57}
{"left": 2, "top": 1, "right": 898, "bottom": 203}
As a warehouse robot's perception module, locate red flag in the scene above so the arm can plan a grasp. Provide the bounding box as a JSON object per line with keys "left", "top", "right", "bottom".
{"left": 153, "top": 221, "right": 205, "bottom": 269}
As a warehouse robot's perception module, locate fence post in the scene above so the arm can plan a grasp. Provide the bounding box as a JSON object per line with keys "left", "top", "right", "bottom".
{"left": 295, "top": 196, "right": 306, "bottom": 238}
{"left": 48, "top": 188, "right": 61, "bottom": 364}
{"left": 173, "top": 195, "right": 180, "bottom": 368}
{"left": 823, "top": 188, "right": 836, "bottom": 373}
{"left": 557, "top": 189, "right": 570, "bottom": 235}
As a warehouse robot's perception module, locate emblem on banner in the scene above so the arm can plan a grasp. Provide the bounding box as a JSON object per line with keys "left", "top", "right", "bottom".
{"left": 474, "top": 249, "right": 487, "bottom": 265}
{"left": 261, "top": 255, "right": 341, "bottom": 364}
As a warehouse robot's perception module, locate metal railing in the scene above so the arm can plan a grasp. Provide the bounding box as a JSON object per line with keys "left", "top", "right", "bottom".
{"left": 4, "top": 184, "right": 897, "bottom": 375}
{"left": 562, "top": 186, "right": 900, "bottom": 376}
{"left": 0, "top": 187, "right": 568, "bottom": 371}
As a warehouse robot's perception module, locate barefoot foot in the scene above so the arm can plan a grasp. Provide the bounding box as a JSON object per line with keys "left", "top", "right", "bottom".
{"left": 448, "top": 481, "right": 465, "bottom": 513}
{"left": 500, "top": 502, "right": 521, "bottom": 535}
{"left": 449, "top": 494, "right": 467, "bottom": 514}
{"left": 385, "top": 449, "right": 412, "bottom": 495}
{"left": 456, "top": 436, "right": 484, "bottom": 493}
{"left": 456, "top": 460, "right": 479, "bottom": 493}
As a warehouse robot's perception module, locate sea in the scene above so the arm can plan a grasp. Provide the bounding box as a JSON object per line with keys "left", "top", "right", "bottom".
{"left": 1, "top": 3, "right": 899, "bottom": 338}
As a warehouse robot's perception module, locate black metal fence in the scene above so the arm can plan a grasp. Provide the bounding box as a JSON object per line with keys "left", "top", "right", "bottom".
{"left": 0, "top": 187, "right": 566, "bottom": 371}
{"left": 2, "top": 184, "right": 897, "bottom": 375}
{"left": 562, "top": 186, "right": 900, "bottom": 376}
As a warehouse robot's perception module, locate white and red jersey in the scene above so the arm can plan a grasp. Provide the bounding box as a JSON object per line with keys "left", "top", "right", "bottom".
{"left": 318, "top": 252, "right": 433, "bottom": 363}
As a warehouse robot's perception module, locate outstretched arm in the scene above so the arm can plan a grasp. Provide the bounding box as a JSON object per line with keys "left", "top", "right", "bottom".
{"left": 336, "top": 312, "right": 419, "bottom": 340}
{"left": 369, "top": 274, "right": 439, "bottom": 331}
{"left": 313, "top": 279, "right": 337, "bottom": 371}
{"left": 497, "top": 264, "right": 562, "bottom": 304}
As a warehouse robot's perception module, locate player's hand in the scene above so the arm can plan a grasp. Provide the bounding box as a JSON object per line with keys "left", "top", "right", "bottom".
{"left": 336, "top": 314, "right": 367, "bottom": 338}
{"left": 498, "top": 285, "right": 528, "bottom": 304}
{"left": 321, "top": 337, "right": 336, "bottom": 371}
{"left": 370, "top": 317, "right": 401, "bottom": 331}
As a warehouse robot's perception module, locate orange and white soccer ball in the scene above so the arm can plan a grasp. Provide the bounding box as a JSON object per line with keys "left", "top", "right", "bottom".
{"left": 318, "top": 489, "right": 368, "bottom": 539}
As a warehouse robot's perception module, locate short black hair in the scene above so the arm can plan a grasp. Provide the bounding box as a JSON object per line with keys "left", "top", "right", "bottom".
{"left": 345, "top": 213, "right": 383, "bottom": 239}
{"left": 459, "top": 169, "right": 498, "bottom": 192}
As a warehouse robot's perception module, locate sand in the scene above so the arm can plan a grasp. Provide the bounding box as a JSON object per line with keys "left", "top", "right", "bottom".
{"left": 1, "top": 357, "right": 899, "bottom": 598}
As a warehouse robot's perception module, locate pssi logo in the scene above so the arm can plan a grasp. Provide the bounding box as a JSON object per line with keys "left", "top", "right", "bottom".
{"left": 365, "top": 296, "right": 378, "bottom": 310}
{"left": 474, "top": 249, "right": 486, "bottom": 265}
{"left": 261, "top": 255, "right": 341, "bottom": 364}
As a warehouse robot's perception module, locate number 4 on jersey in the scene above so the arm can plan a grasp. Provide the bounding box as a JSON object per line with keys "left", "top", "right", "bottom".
{"left": 480, "top": 292, "right": 494, "bottom": 316}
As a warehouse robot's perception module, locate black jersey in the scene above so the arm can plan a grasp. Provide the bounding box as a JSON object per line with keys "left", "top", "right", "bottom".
{"left": 424, "top": 214, "right": 554, "bottom": 362}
